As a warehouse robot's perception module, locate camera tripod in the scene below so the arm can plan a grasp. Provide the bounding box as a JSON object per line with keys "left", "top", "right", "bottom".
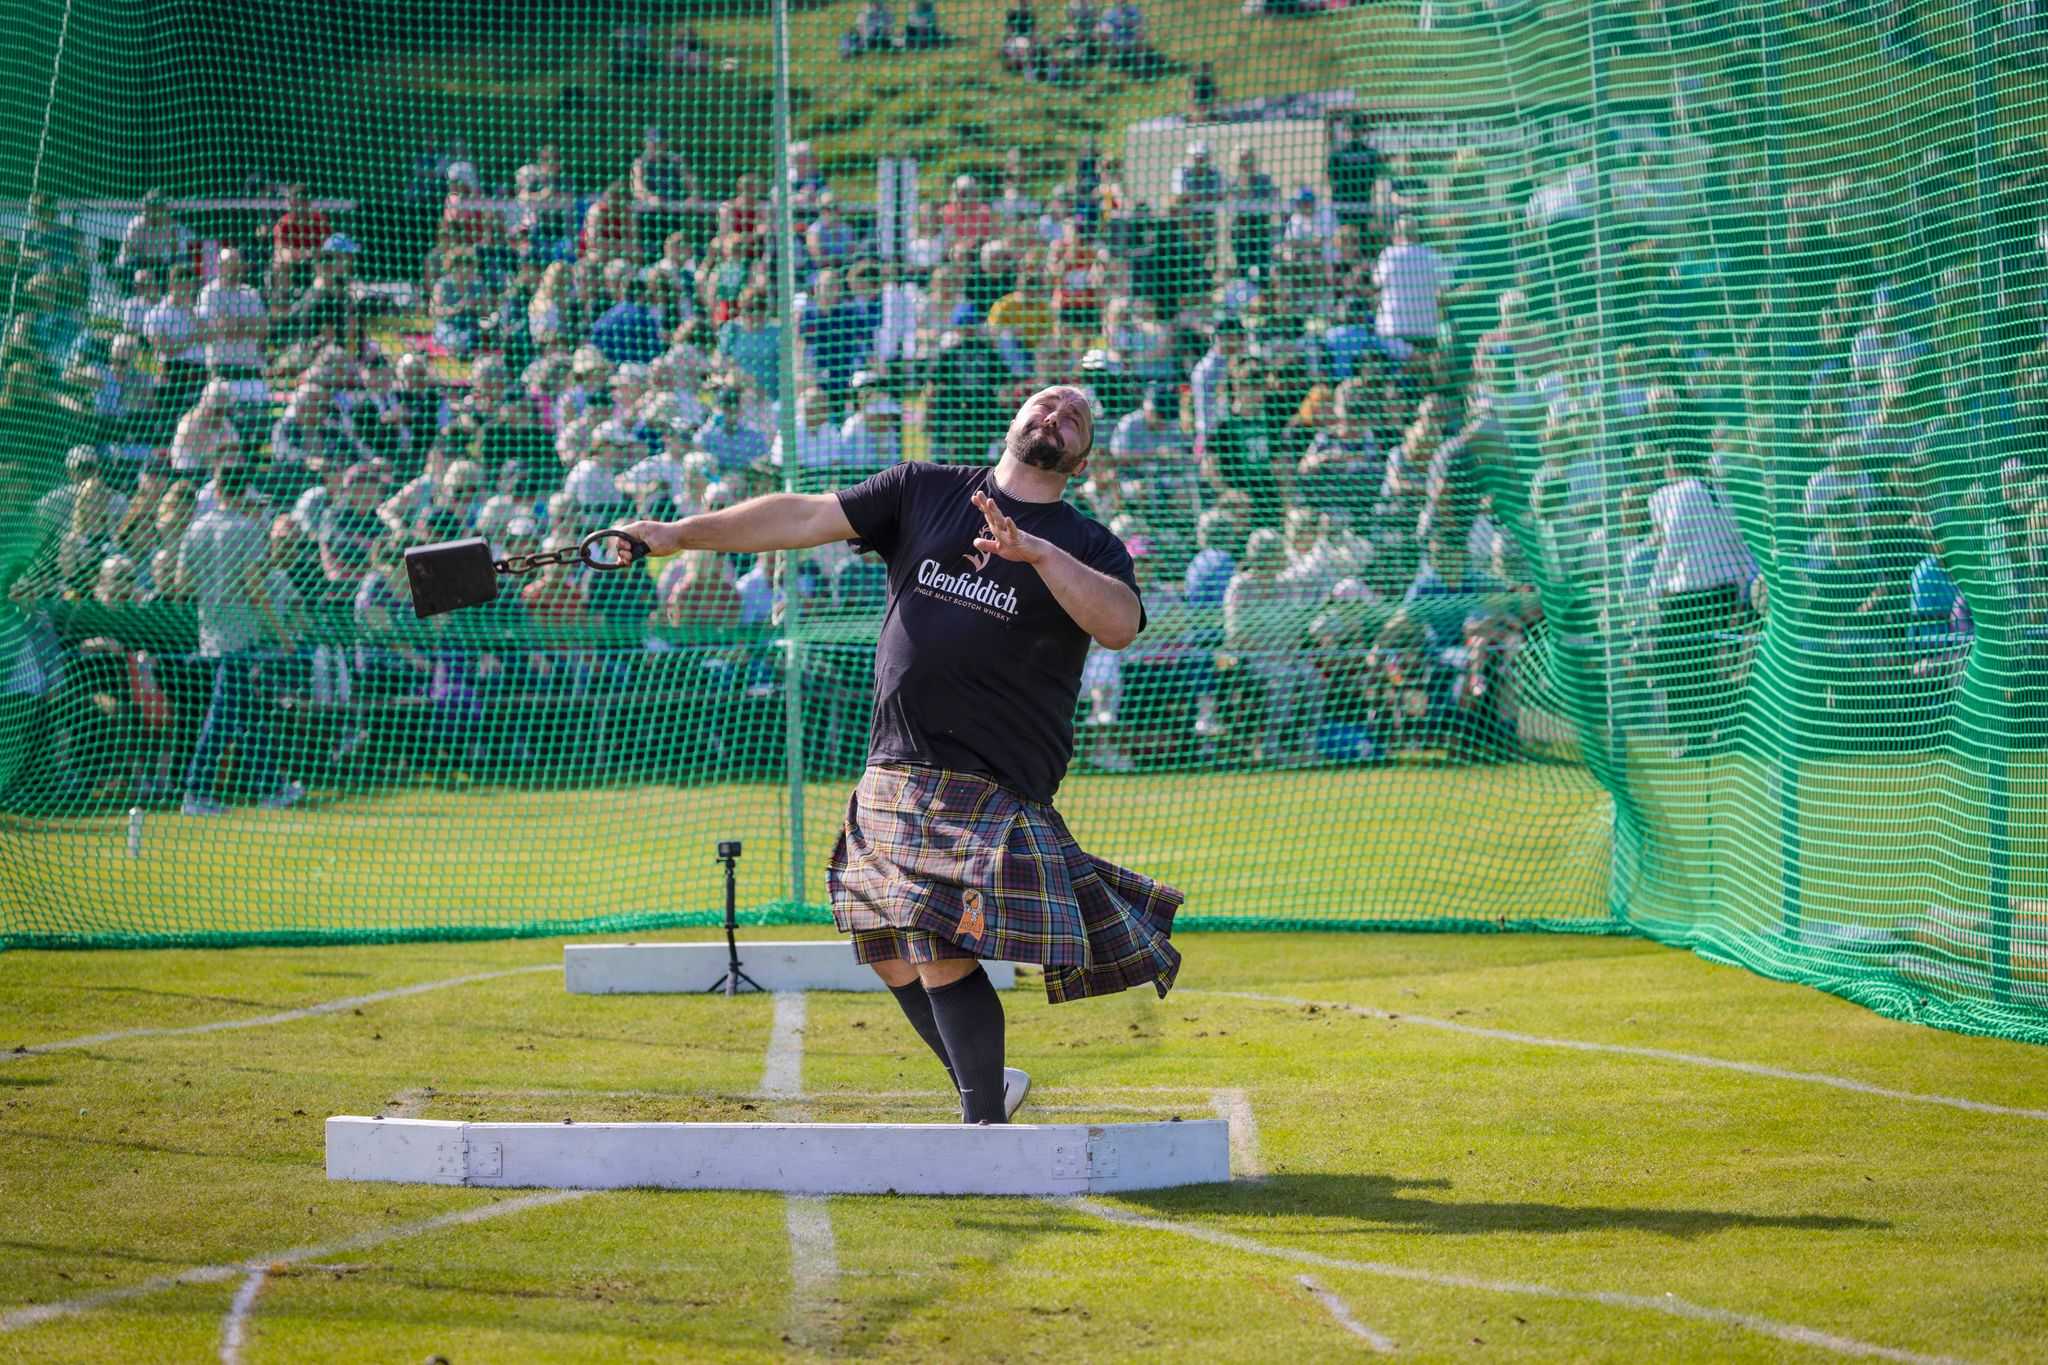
{"left": 706, "top": 840, "right": 764, "bottom": 997}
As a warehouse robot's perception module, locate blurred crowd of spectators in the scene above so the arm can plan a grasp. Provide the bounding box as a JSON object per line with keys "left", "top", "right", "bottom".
{"left": 6, "top": 11, "right": 2047, "bottom": 809}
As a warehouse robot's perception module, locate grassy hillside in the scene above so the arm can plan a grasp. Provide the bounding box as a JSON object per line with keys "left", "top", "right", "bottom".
{"left": 365, "top": 0, "right": 2046, "bottom": 195}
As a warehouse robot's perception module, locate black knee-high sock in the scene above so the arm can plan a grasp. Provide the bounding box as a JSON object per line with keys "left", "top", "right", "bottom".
{"left": 888, "top": 980, "right": 957, "bottom": 1090}
{"left": 925, "top": 966, "right": 1007, "bottom": 1123}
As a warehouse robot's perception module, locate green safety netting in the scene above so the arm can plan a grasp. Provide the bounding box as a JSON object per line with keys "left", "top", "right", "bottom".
{"left": 1, "top": 0, "right": 2044, "bottom": 1042}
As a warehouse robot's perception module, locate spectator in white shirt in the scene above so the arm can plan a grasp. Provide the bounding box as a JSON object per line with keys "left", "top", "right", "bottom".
{"left": 1224, "top": 527, "right": 1324, "bottom": 763}
{"left": 873, "top": 261, "right": 924, "bottom": 365}
{"left": 840, "top": 385, "right": 904, "bottom": 469}
{"left": 380, "top": 458, "right": 484, "bottom": 539}
{"left": 170, "top": 381, "right": 241, "bottom": 476}
{"left": 115, "top": 268, "right": 161, "bottom": 337}
{"left": 1648, "top": 458, "right": 1753, "bottom": 598}
{"left": 646, "top": 346, "right": 712, "bottom": 434}
{"left": 1645, "top": 451, "right": 1757, "bottom": 752}
{"left": 735, "top": 550, "right": 780, "bottom": 625}
{"left": 1190, "top": 315, "right": 1245, "bottom": 454}
{"left": 1283, "top": 188, "right": 1339, "bottom": 263}
{"left": 1372, "top": 215, "right": 1451, "bottom": 355}
{"left": 620, "top": 438, "right": 715, "bottom": 513}
{"left": 1170, "top": 140, "right": 1226, "bottom": 208}
{"left": 62, "top": 334, "right": 157, "bottom": 466}
{"left": 905, "top": 202, "right": 948, "bottom": 274}
{"left": 563, "top": 425, "right": 635, "bottom": 513}
{"left": 144, "top": 265, "right": 209, "bottom": 420}
{"left": 118, "top": 189, "right": 193, "bottom": 272}
{"left": 773, "top": 385, "right": 853, "bottom": 475}
{"left": 195, "top": 249, "right": 269, "bottom": 405}
{"left": 1278, "top": 505, "right": 1372, "bottom": 602}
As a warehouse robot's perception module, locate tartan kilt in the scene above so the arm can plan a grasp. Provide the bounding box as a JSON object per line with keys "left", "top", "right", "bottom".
{"left": 827, "top": 763, "right": 1183, "bottom": 1004}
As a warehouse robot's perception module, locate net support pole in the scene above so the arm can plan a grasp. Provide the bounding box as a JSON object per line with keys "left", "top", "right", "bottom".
{"left": 1988, "top": 754, "right": 2011, "bottom": 1001}
{"left": 1757, "top": 0, "right": 1803, "bottom": 942}
{"left": 771, "top": 0, "right": 806, "bottom": 907}
{"left": 1756, "top": 0, "right": 1798, "bottom": 580}
{"left": 1969, "top": 0, "right": 2012, "bottom": 1004}
{"left": 1776, "top": 752, "right": 1801, "bottom": 941}
{"left": 1582, "top": 0, "right": 1631, "bottom": 914}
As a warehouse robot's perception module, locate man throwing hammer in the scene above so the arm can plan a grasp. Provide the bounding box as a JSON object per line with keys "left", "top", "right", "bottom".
{"left": 621, "top": 386, "right": 1182, "bottom": 1123}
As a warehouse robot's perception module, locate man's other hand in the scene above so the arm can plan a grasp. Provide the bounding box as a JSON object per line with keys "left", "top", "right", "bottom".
{"left": 970, "top": 490, "right": 1047, "bottom": 565}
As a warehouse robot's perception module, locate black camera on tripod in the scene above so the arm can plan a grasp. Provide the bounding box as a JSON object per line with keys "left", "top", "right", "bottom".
{"left": 709, "top": 839, "right": 759, "bottom": 996}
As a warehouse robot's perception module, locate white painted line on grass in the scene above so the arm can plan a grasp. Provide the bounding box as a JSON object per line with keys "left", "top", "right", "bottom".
{"left": 1, "top": 1190, "right": 587, "bottom": 1334}
{"left": 6, "top": 964, "right": 564, "bottom": 1060}
{"left": 1070, "top": 1201, "right": 1958, "bottom": 1364}
{"left": 784, "top": 1194, "right": 839, "bottom": 1342}
{"left": 217, "top": 1266, "right": 267, "bottom": 1365}
{"left": 1297, "top": 1274, "right": 1395, "bottom": 1353}
{"left": 1211, "top": 1088, "right": 1265, "bottom": 1181}
{"left": 760, "top": 992, "right": 808, "bottom": 1102}
{"left": 762, "top": 992, "right": 838, "bottom": 1352}
{"left": 1193, "top": 990, "right": 2048, "bottom": 1121}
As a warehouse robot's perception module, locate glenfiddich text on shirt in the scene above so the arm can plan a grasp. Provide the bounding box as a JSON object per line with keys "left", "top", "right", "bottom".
{"left": 916, "top": 558, "right": 1020, "bottom": 616}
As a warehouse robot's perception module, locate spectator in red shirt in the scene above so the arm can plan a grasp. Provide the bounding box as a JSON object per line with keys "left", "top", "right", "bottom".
{"left": 720, "top": 172, "right": 765, "bottom": 242}
{"left": 942, "top": 174, "right": 995, "bottom": 254}
{"left": 581, "top": 181, "right": 638, "bottom": 263}
{"left": 270, "top": 184, "right": 332, "bottom": 296}
{"left": 440, "top": 173, "right": 503, "bottom": 255}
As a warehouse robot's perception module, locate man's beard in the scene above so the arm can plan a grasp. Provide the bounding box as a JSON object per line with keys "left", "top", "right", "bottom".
{"left": 1014, "top": 429, "right": 1075, "bottom": 472}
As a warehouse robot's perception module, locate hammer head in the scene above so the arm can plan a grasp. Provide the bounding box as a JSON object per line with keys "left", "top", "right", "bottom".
{"left": 403, "top": 537, "right": 499, "bottom": 618}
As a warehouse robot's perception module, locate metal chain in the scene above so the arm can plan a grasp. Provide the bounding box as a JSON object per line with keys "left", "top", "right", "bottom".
{"left": 494, "top": 529, "right": 650, "bottom": 578}
{"left": 493, "top": 546, "right": 583, "bottom": 576}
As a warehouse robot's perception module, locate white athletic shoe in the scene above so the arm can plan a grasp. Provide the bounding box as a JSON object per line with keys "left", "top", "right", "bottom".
{"left": 180, "top": 795, "right": 227, "bottom": 817}
{"left": 1002, "top": 1067, "right": 1031, "bottom": 1120}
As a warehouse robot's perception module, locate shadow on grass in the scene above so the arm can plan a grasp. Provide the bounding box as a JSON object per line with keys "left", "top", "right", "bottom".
{"left": 1, "top": 1125, "right": 302, "bottom": 1164}
{"left": 828, "top": 1202, "right": 1103, "bottom": 1355}
{"left": 1125, "top": 1174, "right": 1889, "bottom": 1240}
{"left": 0, "top": 1237, "right": 207, "bottom": 1268}
{"left": 63, "top": 984, "right": 283, "bottom": 1008}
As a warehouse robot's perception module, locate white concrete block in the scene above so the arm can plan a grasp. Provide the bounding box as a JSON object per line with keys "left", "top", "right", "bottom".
{"left": 325, "top": 1117, "right": 1229, "bottom": 1195}
{"left": 565, "top": 941, "right": 1016, "bottom": 994}
{"left": 325, "top": 1116, "right": 466, "bottom": 1184}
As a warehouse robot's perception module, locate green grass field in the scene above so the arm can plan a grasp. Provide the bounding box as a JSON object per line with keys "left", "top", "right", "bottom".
{"left": 0, "top": 764, "right": 1613, "bottom": 945}
{"left": 4, "top": 928, "right": 2046, "bottom": 1362}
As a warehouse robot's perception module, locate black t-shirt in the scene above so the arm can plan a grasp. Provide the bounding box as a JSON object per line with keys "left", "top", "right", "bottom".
{"left": 835, "top": 461, "right": 1143, "bottom": 802}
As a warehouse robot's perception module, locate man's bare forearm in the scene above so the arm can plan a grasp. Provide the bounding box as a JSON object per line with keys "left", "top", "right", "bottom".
{"left": 622, "top": 493, "right": 853, "bottom": 558}
{"left": 1033, "top": 545, "right": 1142, "bottom": 651}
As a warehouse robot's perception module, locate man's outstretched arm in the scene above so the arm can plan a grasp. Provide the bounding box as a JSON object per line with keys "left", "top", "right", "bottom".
{"left": 619, "top": 493, "right": 855, "bottom": 558}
